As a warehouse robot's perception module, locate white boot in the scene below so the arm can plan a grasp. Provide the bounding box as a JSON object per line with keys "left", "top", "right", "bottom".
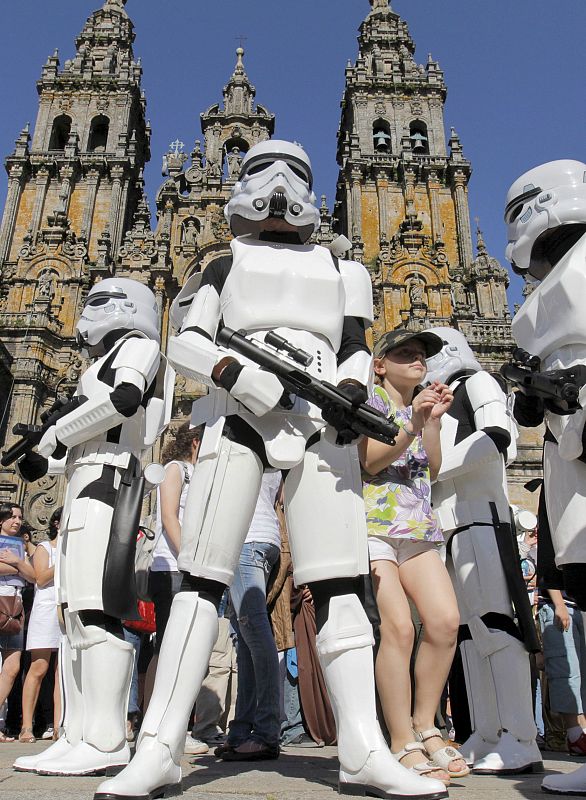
{"left": 472, "top": 639, "right": 542, "bottom": 774}
{"left": 457, "top": 731, "right": 495, "bottom": 768}
{"left": 95, "top": 593, "right": 219, "bottom": 799}
{"left": 543, "top": 763, "right": 586, "bottom": 795}
{"left": 39, "top": 633, "right": 133, "bottom": 776}
{"left": 458, "top": 639, "right": 500, "bottom": 766}
{"left": 14, "top": 635, "right": 83, "bottom": 773}
{"left": 317, "top": 595, "right": 447, "bottom": 799}
{"left": 472, "top": 732, "right": 543, "bottom": 775}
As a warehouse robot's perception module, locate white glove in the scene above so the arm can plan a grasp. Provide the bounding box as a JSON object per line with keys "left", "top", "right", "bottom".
{"left": 230, "top": 367, "right": 284, "bottom": 417}
{"left": 37, "top": 426, "right": 58, "bottom": 458}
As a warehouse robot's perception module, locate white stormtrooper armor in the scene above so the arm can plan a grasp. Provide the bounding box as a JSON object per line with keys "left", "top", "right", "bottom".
{"left": 506, "top": 161, "right": 586, "bottom": 795}
{"left": 98, "top": 142, "right": 447, "bottom": 800}
{"left": 509, "top": 166, "right": 586, "bottom": 573}
{"left": 13, "top": 278, "right": 173, "bottom": 779}
{"left": 427, "top": 328, "right": 542, "bottom": 775}
{"left": 224, "top": 138, "right": 321, "bottom": 242}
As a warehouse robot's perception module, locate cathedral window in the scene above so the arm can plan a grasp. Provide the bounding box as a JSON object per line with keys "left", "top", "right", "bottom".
{"left": 87, "top": 115, "right": 110, "bottom": 152}
{"left": 409, "top": 120, "right": 429, "bottom": 154}
{"left": 373, "top": 120, "right": 392, "bottom": 153}
{"left": 49, "top": 114, "right": 72, "bottom": 151}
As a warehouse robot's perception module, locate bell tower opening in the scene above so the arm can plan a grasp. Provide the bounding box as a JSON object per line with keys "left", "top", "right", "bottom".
{"left": 373, "top": 119, "right": 392, "bottom": 153}
{"left": 87, "top": 115, "right": 110, "bottom": 152}
{"left": 409, "top": 120, "right": 429, "bottom": 155}
{"left": 49, "top": 114, "right": 72, "bottom": 150}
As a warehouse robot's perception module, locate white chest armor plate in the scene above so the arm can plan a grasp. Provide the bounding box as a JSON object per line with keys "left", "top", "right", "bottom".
{"left": 222, "top": 237, "right": 346, "bottom": 355}
{"left": 513, "top": 234, "right": 586, "bottom": 370}
{"left": 71, "top": 339, "right": 166, "bottom": 462}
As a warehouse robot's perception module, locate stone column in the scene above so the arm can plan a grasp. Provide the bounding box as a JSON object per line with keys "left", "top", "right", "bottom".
{"left": 375, "top": 170, "right": 389, "bottom": 239}
{"left": 0, "top": 165, "right": 25, "bottom": 264}
{"left": 30, "top": 168, "right": 50, "bottom": 237}
{"left": 81, "top": 170, "right": 100, "bottom": 242}
{"left": 154, "top": 275, "right": 165, "bottom": 333}
{"left": 108, "top": 166, "right": 125, "bottom": 257}
{"left": 351, "top": 169, "right": 363, "bottom": 240}
{"left": 452, "top": 171, "right": 474, "bottom": 268}
{"left": 427, "top": 170, "right": 442, "bottom": 243}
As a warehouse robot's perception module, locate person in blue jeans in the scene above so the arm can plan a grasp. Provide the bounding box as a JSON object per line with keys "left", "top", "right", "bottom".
{"left": 219, "top": 472, "right": 281, "bottom": 761}
{"left": 538, "top": 587, "right": 586, "bottom": 754}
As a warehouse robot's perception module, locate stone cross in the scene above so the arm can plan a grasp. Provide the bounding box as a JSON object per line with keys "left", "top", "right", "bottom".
{"left": 169, "top": 139, "right": 184, "bottom": 156}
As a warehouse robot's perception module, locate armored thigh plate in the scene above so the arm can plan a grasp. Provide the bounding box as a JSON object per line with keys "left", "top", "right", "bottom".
{"left": 284, "top": 430, "right": 369, "bottom": 586}
{"left": 57, "top": 462, "right": 115, "bottom": 612}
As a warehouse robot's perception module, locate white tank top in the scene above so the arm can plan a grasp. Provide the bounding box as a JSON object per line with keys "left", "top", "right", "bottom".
{"left": 151, "top": 460, "right": 193, "bottom": 572}
{"left": 244, "top": 471, "right": 282, "bottom": 549}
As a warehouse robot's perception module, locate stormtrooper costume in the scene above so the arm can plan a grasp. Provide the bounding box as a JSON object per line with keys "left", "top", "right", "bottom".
{"left": 504, "top": 159, "right": 586, "bottom": 795}
{"left": 96, "top": 141, "right": 447, "bottom": 800}
{"left": 427, "top": 328, "right": 542, "bottom": 775}
{"left": 13, "top": 279, "right": 173, "bottom": 778}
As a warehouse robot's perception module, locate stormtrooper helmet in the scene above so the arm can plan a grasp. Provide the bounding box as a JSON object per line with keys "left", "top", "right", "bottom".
{"left": 505, "top": 159, "right": 586, "bottom": 280}
{"left": 424, "top": 327, "right": 481, "bottom": 385}
{"left": 224, "top": 139, "right": 320, "bottom": 243}
{"left": 76, "top": 278, "right": 160, "bottom": 357}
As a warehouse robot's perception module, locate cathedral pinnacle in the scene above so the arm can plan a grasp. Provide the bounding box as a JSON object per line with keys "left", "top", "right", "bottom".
{"left": 475, "top": 219, "right": 488, "bottom": 257}
{"left": 103, "top": 0, "right": 127, "bottom": 10}
{"left": 369, "top": 0, "right": 392, "bottom": 10}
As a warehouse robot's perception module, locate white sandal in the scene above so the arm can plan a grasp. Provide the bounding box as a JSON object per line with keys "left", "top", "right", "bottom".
{"left": 414, "top": 727, "right": 470, "bottom": 779}
{"left": 394, "top": 741, "right": 451, "bottom": 786}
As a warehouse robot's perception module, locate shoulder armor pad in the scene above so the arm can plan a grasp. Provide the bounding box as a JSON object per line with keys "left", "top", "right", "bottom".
{"left": 339, "top": 259, "right": 373, "bottom": 325}
{"left": 170, "top": 272, "right": 203, "bottom": 332}
{"left": 465, "top": 371, "right": 506, "bottom": 411}
{"left": 112, "top": 336, "right": 160, "bottom": 387}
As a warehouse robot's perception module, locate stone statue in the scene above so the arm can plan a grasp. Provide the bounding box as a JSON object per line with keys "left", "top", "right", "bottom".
{"left": 227, "top": 147, "right": 243, "bottom": 178}
{"left": 182, "top": 219, "right": 197, "bottom": 247}
{"left": 36, "top": 269, "right": 55, "bottom": 301}
{"left": 409, "top": 275, "right": 426, "bottom": 306}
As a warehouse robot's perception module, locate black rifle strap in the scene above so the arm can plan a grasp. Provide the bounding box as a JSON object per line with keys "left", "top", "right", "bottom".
{"left": 490, "top": 502, "right": 541, "bottom": 653}
{"left": 102, "top": 454, "right": 145, "bottom": 621}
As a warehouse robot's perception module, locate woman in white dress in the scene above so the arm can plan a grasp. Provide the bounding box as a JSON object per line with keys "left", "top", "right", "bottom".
{"left": 18, "top": 508, "right": 62, "bottom": 743}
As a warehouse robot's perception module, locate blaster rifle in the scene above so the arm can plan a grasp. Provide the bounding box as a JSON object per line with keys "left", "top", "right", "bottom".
{"left": 0, "top": 395, "right": 74, "bottom": 467}
{"left": 216, "top": 327, "right": 400, "bottom": 445}
{"left": 501, "top": 348, "right": 586, "bottom": 415}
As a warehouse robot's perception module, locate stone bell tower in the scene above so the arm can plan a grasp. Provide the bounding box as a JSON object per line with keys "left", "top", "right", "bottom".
{"left": 335, "top": 0, "right": 513, "bottom": 371}
{"left": 152, "top": 48, "right": 275, "bottom": 418}
{"left": 0, "top": 0, "right": 151, "bottom": 526}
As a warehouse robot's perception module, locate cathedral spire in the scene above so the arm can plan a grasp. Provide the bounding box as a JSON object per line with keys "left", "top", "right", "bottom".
{"left": 369, "top": 0, "right": 395, "bottom": 13}
{"left": 223, "top": 47, "right": 254, "bottom": 116}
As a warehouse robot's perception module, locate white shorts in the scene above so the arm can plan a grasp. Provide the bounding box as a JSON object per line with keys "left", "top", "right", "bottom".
{"left": 368, "top": 536, "right": 441, "bottom": 566}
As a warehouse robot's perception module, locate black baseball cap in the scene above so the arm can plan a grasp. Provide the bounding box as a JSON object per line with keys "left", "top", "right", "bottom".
{"left": 373, "top": 329, "right": 444, "bottom": 359}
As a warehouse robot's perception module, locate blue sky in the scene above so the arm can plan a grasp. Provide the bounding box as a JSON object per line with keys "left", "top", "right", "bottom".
{"left": 1, "top": 1, "right": 585, "bottom": 310}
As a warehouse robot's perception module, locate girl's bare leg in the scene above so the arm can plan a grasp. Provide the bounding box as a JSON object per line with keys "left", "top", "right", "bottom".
{"left": 400, "top": 549, "right": 466, "bottom": 772}
{"left": 21, "top": 649, "right": 51, "bottom": 730}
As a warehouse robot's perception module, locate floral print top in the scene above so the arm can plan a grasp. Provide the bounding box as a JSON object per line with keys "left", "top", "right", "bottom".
{"left": 362, "top": 386, "right": 443, "bottom": 543}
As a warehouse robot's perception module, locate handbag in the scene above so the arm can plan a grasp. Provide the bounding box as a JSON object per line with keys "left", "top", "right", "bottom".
{"left": 135, "top": 527, "right": 156, "bottom": 602}
{"left": 123, "top": 599, "right": 156, "bottom": 634}
{"left": 0, "top": 590, "right": 24, "bottom": 636}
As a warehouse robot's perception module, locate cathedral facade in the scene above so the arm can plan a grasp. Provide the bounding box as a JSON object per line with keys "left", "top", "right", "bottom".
{"left": 0, "top": 0, "right": 541, "bottom": 532}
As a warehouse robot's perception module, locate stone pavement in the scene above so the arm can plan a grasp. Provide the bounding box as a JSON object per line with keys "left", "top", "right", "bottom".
{"left": 0, "top": 741, "right": 581, "bottom": 800}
